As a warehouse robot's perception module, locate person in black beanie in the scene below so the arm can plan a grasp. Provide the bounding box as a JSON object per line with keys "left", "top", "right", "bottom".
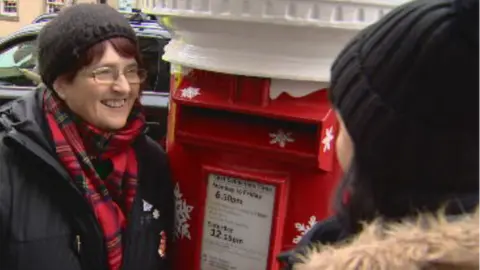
{"left": 280, "top": 0, "right": 479, "bottom": 269}
{"left": 0, "top": 4, "right": 173, "bottom": 270}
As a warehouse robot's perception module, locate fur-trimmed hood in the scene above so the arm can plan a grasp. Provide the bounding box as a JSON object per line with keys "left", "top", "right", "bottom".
{"left": 294, "top": 208, "right": 479, "bottom": 270}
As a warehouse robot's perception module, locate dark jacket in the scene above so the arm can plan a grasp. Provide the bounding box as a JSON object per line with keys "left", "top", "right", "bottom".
{"left": 0, "top": 89, "right": 174, "bottom": 270}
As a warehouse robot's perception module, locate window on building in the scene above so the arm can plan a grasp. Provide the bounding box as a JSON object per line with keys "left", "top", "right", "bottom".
{"left": 1, "top": 0, "right": 18, "bottom": 16}
{"left": 46, "top": 0, "right": 66, "bottom": 13}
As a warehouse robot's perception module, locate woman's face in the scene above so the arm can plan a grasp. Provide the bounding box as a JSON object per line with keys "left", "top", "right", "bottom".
{"left": 335, "top": 111, "right": 354, "bottom": 172}
{"left": 53, "top": 42, "right": 140, "bottom": 131}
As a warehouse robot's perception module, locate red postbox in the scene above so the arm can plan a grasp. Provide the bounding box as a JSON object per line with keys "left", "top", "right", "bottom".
{"left": 166, "top": 67, "right": 342, "bottom": 270}
{"left": 153, "top": 1, "right": 405, "bottom": 268}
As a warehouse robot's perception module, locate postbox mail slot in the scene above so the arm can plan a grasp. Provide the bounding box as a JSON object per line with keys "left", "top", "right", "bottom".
{"left": 173, "top": 70, "right": 332, "bottom": 124}
{"left": 176, "top": 105, "right": 322, "bottom": 162}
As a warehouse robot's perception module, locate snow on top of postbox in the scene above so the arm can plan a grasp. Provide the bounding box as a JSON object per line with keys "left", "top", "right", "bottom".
{"left": 152, "top": 0, "right": 411, "bottom": 82}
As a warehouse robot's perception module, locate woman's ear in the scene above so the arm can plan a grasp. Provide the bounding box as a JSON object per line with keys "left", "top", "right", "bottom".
{"left": 335, "top": 111, "right": 354, "bottom": 172}
{"left": 52, "top": 77, "right": 67, "bottom": 100}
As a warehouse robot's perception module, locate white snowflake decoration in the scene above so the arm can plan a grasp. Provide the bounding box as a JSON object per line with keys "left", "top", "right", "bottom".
{"left": 321, "top": 126, "right": 334, "bottom": 153}
{"left": 292, "top": 216, "right": 317, "bottom": 244}
{"left": 269, "top": 129, "right": 294, "bottom": 148}
{"left": 152, "top": 209, "right": 160, "bottom": 219}
{"left": 174, "top": 183, "right": 194, "bottom": 240}
{"left": 143, "top": 199, "right": 153, "bottom": 212}
{"left": 180, "top": 87, "right": 201, "bottom": 99}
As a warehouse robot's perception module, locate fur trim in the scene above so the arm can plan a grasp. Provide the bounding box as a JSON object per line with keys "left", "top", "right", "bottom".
{"left": 294, "top": 207, "right": 479, "bottom": 270}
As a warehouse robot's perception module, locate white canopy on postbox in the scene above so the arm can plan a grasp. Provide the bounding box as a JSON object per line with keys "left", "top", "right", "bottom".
{"left": 152, "top": 0, "right": 410, "bottom": 98}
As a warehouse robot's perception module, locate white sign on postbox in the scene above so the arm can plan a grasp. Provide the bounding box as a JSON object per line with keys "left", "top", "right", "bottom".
{"left": 201, "top": 174, "right": 276, "bottom": 270}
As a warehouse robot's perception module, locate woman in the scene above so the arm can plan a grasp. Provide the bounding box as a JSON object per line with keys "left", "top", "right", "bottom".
{"left": 281, "top": 0, "right": 479, "bottom": 269}
{"left": 0, "top": 4, "right": 173, "bottom": 270}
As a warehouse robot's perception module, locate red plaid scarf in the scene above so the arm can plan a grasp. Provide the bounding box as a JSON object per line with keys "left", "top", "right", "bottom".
{"left": 43, "top": 90, "right": 145, "bottom": 270}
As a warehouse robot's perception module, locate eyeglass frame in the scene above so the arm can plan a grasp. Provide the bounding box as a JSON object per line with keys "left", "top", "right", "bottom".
{"left": 84, "top": 65, "right": 148, "bottom": 85}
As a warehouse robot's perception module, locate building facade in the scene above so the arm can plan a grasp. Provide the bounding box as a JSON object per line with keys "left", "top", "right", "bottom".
{"left": 0, "top": 0, "right": 122, "bottom": 37}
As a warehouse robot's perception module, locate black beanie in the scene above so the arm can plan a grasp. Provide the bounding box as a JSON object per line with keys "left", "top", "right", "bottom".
{"left": 37, "top": 4, "right": 137, "bottom": 89}
{"left": 329, "top": 0, "right": 479, "bottom": 150}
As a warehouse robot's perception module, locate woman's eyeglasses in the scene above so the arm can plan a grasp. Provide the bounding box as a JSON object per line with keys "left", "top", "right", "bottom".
{"left": 90, "top": 66, "right": 147, "bottom": 85}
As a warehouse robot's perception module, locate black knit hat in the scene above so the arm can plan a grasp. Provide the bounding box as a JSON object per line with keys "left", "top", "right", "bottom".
{"left": 37, "top": 4, "right": 137, "bottom": 89}
{"left": 329, "top": 0, "right": 478, "bottom": 150}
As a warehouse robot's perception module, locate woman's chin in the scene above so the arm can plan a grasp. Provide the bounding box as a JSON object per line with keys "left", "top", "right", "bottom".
{"left": 94, "top": 118, "right": 128, "bottom": 131}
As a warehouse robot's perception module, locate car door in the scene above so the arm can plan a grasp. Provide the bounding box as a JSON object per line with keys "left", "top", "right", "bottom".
{"left": 136, "top": 34, "right": 171, "bottom": 144}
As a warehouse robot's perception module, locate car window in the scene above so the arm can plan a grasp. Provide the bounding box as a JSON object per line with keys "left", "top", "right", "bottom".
{"left": 138, "top": 36, "right": 170, "bottom": 93}
{"left": 0, "top": 40, "right": 38, "bottom": 87}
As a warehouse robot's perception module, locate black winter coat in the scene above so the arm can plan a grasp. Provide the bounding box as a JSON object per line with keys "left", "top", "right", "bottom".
{"left": 0, "top": 90, "right": 174, "bottom": 270}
